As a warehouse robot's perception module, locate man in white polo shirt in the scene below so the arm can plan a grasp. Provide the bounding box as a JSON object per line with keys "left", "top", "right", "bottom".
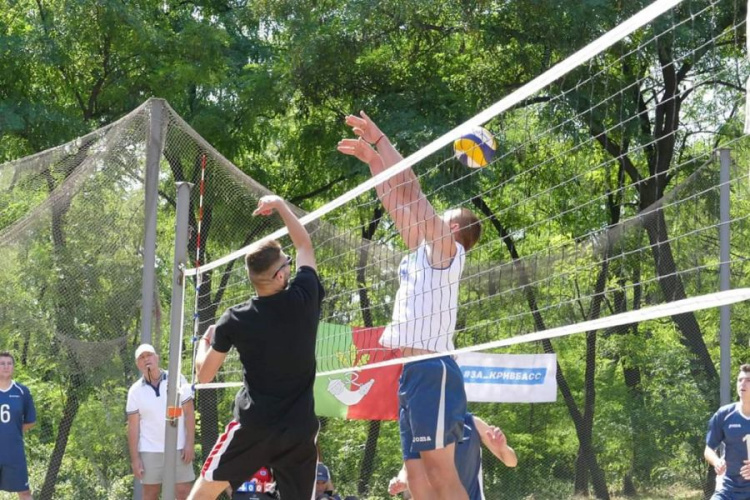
{"left": 127, "top": 344, "right": 196, "bottom": 500}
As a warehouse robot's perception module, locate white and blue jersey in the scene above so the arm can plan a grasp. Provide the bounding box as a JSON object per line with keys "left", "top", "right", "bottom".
{"left": 456, "top": 414, "right": 484, "bottom": 500}
{"left": 380, "top": 242, "right": 465, "bottom": 352}
{"left": 707, "top": 403, "right": 750, "bottom": 494}
{"left": 0, "top": 381, "right": 35, "bottom": 493}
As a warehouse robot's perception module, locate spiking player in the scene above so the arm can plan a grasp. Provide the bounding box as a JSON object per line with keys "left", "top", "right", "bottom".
{"left": 705, "top": 364, "right": 750, "bottom": 500}
{"left": 189, "top": 195, "right": 324, "bottom": 500}
{"left": 338, "top": 112, "right": 481, "bottom": 500}
{"left": 0, "top": 352, "right": 36, "bottom": 500}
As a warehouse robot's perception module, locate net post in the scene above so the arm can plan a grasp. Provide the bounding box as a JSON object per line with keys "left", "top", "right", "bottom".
{"left": 163, "top": 181, "right": 194, "bottom": 500}
{"left": 719, "top": 148, "right": 732, "bottom": 406}
{"left": 141, "top": 98, "right": 166, "bottom": 346}
{"left": 134, "top": 97, "right": 166, "bottom": 500}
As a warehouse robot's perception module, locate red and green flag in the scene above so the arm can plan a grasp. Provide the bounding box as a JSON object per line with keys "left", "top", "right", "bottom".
{"left": 314, "top": 324, "right": 401, "bottom": 421}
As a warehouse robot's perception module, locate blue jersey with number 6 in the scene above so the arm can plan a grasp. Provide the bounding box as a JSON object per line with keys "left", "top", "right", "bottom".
{"left": 707, "top": 403, "right": 750, "bottom": 492}
{"left": 0, "top": 382, "right": 36, "bottom": 466}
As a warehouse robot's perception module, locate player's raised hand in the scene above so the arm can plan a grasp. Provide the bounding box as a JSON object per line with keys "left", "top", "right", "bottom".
{"left": 253, "top": 195, "right": 284, "bottom": 216}
{"left": 345, "top": 111, "right": 384, "bottom": 145}
{"left": 337, "top": 138, "right": 378, "bottom": 165}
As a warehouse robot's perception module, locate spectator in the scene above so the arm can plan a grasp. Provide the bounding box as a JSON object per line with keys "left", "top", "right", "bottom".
{"left": 0, "top": 352, "right": 36, "bottom": 500}
{"left": 127, "top": 344, "right": 195, "bottom": 500}
{"left": 705, "top": 364, "right": 750, "bottom": 499}
{"left": 315, "top": 463, "right": 341, "bottom": 500}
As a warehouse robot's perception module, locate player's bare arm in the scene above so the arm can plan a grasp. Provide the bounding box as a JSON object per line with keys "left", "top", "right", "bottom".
{"left": 253, "top": 195, "right": 316, "bottom": 271}
{"left": 195, "top": 325, "right": 227, "bottom": 384}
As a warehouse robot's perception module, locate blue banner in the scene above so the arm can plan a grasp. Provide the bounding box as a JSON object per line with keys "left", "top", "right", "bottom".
{"left": 462, "top": 366, "right": 547, "bottom": 385}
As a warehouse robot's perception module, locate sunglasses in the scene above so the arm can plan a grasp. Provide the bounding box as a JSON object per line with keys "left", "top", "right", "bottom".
{"left": 273, "top": 255, "right": 293, "bottom": 277}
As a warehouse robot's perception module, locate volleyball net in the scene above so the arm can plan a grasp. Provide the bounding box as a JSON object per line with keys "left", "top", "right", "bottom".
{"left": 176, "top": 0, "right": 750, "bottom": 497}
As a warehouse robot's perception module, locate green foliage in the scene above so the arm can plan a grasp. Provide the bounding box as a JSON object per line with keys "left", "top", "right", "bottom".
{"left": 2, "top": 0, "right": 750, "bottom": 498}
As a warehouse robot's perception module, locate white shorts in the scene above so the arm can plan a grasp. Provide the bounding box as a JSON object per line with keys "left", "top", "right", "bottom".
{"left": 140, "top": 451, "right": 195, "bottom": 485}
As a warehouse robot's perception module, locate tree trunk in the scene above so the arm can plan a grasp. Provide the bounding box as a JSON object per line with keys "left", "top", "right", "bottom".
{"left": 473, "top": 196, "right": 610, "bottom": 499}
{"left": 574, "top": 447, "right": 590, "bottom": 496}
{"left": 641, "top": 205, "right": 717, "bottom": 397}
{"left": 39, "top": 376, "right": 82, "bottom": 500}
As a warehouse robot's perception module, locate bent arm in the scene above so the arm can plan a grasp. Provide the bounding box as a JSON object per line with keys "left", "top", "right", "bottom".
{"left": 22, "top": 422, "right": 35, "bottom": 432}
{"left": 254, "top": 196, "right": 316, "bottom": 271}
{"left": 276, "top": 200, "right": 315, "bottom": 271}
{"left": 475, "top": 416, "right": 518, "bottom": 467}
{"left": 705, "top": 445, "right": 726, "bottom": 474}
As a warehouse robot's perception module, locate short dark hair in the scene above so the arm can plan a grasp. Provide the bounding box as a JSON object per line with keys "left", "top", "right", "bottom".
{"left": 451, "top": 208, "right": 481, "bottom": 251}
{"left": 0, "top": 352, "right": 14, "bottom": 363}
{"left": 740, "top": 364, "right": 750, "bottom": 374}
{"left": 245, "top": 239, "right": 283, "bottom": 284}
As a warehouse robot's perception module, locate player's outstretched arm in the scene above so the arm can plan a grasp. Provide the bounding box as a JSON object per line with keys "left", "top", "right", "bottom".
{"left": 337, "top": 138, "right": 422, "bottom": 250}
{"left": 195, "top": 324, "right": 227, "bottom": 384}
{"left": 344, "top": 111, "right": 455, "bottom": 264}
{"left": 343, "top": 111, "right": 418, "bottom": 202}
{"left": 474, "top": 416, "right": 518, "bottom": 467}
{"left": 254, "top": 195, "right": 316, "bottom": 271}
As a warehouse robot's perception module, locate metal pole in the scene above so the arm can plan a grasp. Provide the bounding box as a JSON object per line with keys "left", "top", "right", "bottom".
{"left": 141, "top": 98, "right": 165, "bottom": 345}
{"left": 719, "top": 148, "right": 731, "bottom": 406}
{"left": 135, "top": 97, "right": 165, "bottom": 500}
{"left": 163, "top": 182, "right": 193, "bottom": 500}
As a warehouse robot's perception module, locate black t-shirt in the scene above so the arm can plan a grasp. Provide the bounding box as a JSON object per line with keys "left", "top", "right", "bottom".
{"left": 214, "top": 266, "right": 325, "bottom": 426}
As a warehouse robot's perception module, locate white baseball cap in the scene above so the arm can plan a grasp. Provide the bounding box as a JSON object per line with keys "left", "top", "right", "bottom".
{"left": 134, "top": 343, "right": 157, "bottom": 360}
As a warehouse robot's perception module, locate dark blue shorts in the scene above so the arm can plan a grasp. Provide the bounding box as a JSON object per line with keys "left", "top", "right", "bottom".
{"left": 399, "top": 356, "right": 467, "bottom": 460}
{"left": 0, "top": 461, "right": 30, "bottom": 493}
{"left": 713, "top": 490, "right": 750, "bottom": 500}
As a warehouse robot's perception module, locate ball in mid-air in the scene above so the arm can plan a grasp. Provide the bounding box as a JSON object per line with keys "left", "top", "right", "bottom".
{"left": 453, "top": 126, "right": 497, "bottom": 168}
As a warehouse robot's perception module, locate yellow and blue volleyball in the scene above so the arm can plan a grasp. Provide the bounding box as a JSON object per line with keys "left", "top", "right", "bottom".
{"left": 453, "top": 126, "right": 497, "bottom": 168}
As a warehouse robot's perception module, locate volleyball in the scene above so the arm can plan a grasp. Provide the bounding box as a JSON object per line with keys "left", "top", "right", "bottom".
{"left": 453, "top": 126, "right": 497, "bottom": 168}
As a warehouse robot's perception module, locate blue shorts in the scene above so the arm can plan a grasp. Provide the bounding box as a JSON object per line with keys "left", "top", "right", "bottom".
{"left": 399, "top": 356, "right": 467, "bottom": 460}
{"left": 0, "top": 461, "right": 30, "bottom": 493}
{"left": 713, "top": 490, "right": 750, "bottom": 500}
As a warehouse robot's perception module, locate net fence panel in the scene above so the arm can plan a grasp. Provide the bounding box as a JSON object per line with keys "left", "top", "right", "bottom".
{"left": 0, "top": 103, "right": 152, "bottom": 498}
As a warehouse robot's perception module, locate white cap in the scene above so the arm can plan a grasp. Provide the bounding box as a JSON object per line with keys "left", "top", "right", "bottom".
{"left": 134, "top": 343, "right": 156, "bottom": 360}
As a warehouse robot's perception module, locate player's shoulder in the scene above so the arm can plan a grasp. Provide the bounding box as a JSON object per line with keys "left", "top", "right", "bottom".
{"left": 293, "top": 265, "right": 321, "bottom": 282}
{"left": 12, "top": 381, "right": 31, "bottom": 393}
{"left": 713, "top": 402, "right": 740, "bottom": 420}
